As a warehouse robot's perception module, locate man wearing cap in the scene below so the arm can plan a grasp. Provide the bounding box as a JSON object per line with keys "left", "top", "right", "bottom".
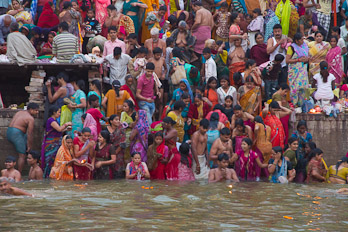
{"left": 136, "top": 62, "right": 161, "bottom": 126}
{"left": 7, "top": 102, "right": 39, "bottom": 173}
{"left": 104, "top": 46, "right": 131, "bottom": 85}
{"left": 1, "top": 156, "right": 22, "bottom": 182}
{"left": 144, "top": 27, "right": 166, "bottom": 59}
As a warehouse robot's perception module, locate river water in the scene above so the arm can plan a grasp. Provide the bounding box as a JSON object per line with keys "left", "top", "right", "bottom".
{"left": 1, "top": 180, "right": 347, "bottom": 231}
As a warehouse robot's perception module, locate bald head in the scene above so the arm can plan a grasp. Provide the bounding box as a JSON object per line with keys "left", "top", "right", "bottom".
{"left": 4, "top": 15, "right": 12, "bottom": 27}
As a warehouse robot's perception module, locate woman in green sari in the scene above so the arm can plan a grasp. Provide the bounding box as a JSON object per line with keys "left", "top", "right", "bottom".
{"left": 122, "top": 0, "right": 148, "bottom": 35}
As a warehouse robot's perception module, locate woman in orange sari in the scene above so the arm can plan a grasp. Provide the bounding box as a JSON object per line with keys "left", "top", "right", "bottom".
{"left": 238, "top": 75, "right": 261, "bottom": 116}
{"left": 262, "top": 101, "right": 292, "bottom": 149}
{"left": 50, "top": 135, "right": 77, "bottom": 180}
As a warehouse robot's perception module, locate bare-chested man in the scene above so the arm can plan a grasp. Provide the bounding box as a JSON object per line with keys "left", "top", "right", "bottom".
{"left": 148, "top": 47, "right": 167, "bottom": 120}
{"left": 1, "top": 156, "right": 21, "bottom": 182}
{"left": 191, "top": 1, "right": 214, "bottom": 55}
{"left": 144, "top": 27, "right": 166, "bottom": 59}
{"left": 208, "top": 153, "right": 239, "bottom": 183}
{"left": 191, "top": 118, "right": 210, "bottom": 179}
{"left": 27, "top": 151, "right": 43, "bottom": 180}
{"left": 0, "top": 177, "right": 32, "bottom": 196}
{"left": 7, "top": 103, "right": 39, "bottom": 172}
{"left": 210, "top": 127, "right": 234, "bottom": 168}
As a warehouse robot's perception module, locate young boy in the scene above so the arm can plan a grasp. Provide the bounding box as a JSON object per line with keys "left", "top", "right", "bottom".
{"left": 0, "top": 177, "right": 32, "bottom": 196}
{"left": 148, "top": 47, "right": 167, "bottom": 119}
{"left": 27, "top": 150, "right": 43, "bottom": 180}
{"left": 83, "top": 9, "right": 101, "bottom": 54}
{"left": 208, "top": 153, "right": 239, "bottom": 183}
{"left": 203, "top": 47, "right": 217, "bottom": 83}
{"left": 1, "top": 156, "right": 22, "bottom": 182}
{"left": 262, "top": 54, "right": 284, "bottom": 100}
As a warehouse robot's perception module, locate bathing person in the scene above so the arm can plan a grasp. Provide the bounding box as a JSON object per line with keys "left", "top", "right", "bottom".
{"left": 27, "top": 150, "right": 43, "bottom": 180}
{"left": 1, "top": 156, "right": 22, "bottom": 182}
{"left": 208, "top": 153, "right": 239, "bottom": 183}
{"left": 0, "top": 177, "right": 32, "bottom": 196}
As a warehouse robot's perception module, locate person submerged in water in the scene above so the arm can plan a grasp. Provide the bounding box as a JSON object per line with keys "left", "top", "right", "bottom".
{"left": 208, "top": 153, "right": 239, "bottom": 183}
{"left": 0, "top": 177, "right": 32, "bottom": 197}
{"left": 1, "top": 156, "right": 22, "bottom": 182}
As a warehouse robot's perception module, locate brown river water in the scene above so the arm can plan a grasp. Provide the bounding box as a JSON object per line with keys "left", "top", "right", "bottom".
{"left": 1, "top": 180, "right": 347, "bottom": 231}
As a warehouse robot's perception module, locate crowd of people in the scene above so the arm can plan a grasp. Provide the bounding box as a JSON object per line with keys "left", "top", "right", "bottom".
{"left": 2, "top": 0, "right": 348, "bottom": 193}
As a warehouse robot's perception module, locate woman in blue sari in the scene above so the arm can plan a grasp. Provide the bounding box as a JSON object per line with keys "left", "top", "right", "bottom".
{"left": 68, "top": 80, "right": 86, "bottom": 135}
{"left": 123, "top": 0, "right": 148, "bottom": 35}
{"left": 268, "top": 146, "right": 296, "bottom": 183}
{"left": 169, "top": 79, "right": 193, "bottom": 108}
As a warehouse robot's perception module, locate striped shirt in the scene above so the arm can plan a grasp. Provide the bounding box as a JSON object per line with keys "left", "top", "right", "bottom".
{"left": 52, "top": 31, "right": 78, "bottom": 63}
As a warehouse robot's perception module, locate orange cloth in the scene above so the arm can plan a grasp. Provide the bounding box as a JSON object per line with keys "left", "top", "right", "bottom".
{"left": 205, "top": 88, "right": 219, "bottom": 110}
{"left": 229, "top": 61, "right": 245, "bottom": 86}
{"left": 105, "top": 89, "right": 131, "bottom": 117}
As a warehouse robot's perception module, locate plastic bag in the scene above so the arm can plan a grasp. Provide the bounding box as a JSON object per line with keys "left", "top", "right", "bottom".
{"left": 60, "top": 105, "right": 72, "bottom": 126}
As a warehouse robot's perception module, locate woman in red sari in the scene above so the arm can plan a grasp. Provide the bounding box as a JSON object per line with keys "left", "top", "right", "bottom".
{"left": 187, "top": 94, "right": 210, "bottom": 136}
{"left": 147, "top": 132, "right": 168, "bottom": 180}
{"left": 162, "top": 117, "right": 181, "bottom": 180}
{"left": 262, "top": 101, "right": 292, "bottom": 149}
{"left": 37, "top": 2, "right": 59, "bottom": 28}
{"left": 250, "top": 33, "right": 269, "bottom": 66}
{"left": 73, "top": 128, "right": 95, "bottom": 180}
{"left": 120, "top": 75, "right": 138, "bottom": 110}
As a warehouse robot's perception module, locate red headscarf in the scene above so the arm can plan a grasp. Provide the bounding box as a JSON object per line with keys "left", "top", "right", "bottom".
{"left": 37, "top": 2, "right": 60, "bottom": 28}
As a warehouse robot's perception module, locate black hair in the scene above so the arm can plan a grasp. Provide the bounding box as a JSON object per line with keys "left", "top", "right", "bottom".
{"left": 82, "top": 127, "right": 91, "bottom": 133}
{"left": 76, "top": 80, "right": 85, "bottom": 91}
{"left": 181, "top": 92, "right": 190, "bottom": 100}
{"left": 168, "top": 15, "right": 177, "bottom": 26}
{"left": 242, "top": 137, "right": 252, "bottom": 146}
{"left": 209, "top": 112, "right": 219, "bottom": 130}
{"left": 63, "top": 1, "right": 72, "bottom": 9}
{"left": 10, "top": 22, "right": 18, "bottom": 32}
{"left": 190, "top": 67, "right": 199, "bottom": 75}
{"left": 192, "top": 1, "right": 202, "bottom": 6}
{"left": 224, "top": 95, "right": 233, "bottom": 105}
{"left": 138, "top": 46, "right": 149, "bottom": 55}
{"left": 220, "top": 75, "right": 230, "bottom": 85}
{"left": 127, "top": 33, "right": 137, "bottom": 40}
{"left": 255, "top": 32, "right": 264, "bottom": 40}
{"left": 288, "top": 137, "right": 298, "bottom": 145}
{"left": 273, "top": 24, "right": 282, "bottom": 30}
{"left": 305, "top": 142, "right": 317, "bottom": 157}
{"left": 203, "top": 47, "right": 211, "bottom": 54}
{"left": 332, "top": 26, "right": 341, "bottom": 34}
{"left": 272, "top": 146, "right": 283, "bottom": 155}
{"left": 293, "top": 32, "right": 303, "bottom": 43}
{"left": 255, "top": 115, "right": 267, "bottom": 137}
{"left": 163, "top": 116, "right": 176, "bottom": 125}
{"left": 108, "top": 25, "right": 118, "bottom": 33}
{"left": 172, "top": 47, "right": 184, "bottom": 61}
{"left": 124, "top": 99, "right": 134, "bottom": 111}
{"left": 330, "top": 36, "right": 338, "bottom": 43}
{"left": 220, "top": 2, "right": 228, "bottom": 8}
{"left": 108, "top": 114, "right": 120, "bottom": 124}
{"left": 57, "top": 71, "right": 69, "bottom": 82}
{"left": 279, "top": 83, "right": 290, "bottom": 90}
{"left": 154, "top": 131, "right": 163, "bottom": 139}
{"left": 195, "top": 93, "right": 203, "bottom": 100}
{"left": 99, "top": 130, "right": 111, "bottom": 144}
{"left": 245, "top": 75, "right": 254, "bottom": 83}
{"left": 59, "top": 22, "right": 69, "bottom": 31}
{"left": 179, "top": 142, "right": 191, "bottom": 168}
{"left": 230, "top": 12, "right": 239, "bottom": 24}
{"left": 218, "top": 153, "right": 229, "bottom": 161}
{"left": 319, "top": 61, "right": 329, "bottom": 83}
{"left": 131, "top": 151, "right": 141, "bottom": 158}
{"left": 166, "top": 37, "right": 174, "bottom": 47}
{"left": 146, "top": 62, "right": 155, "bottom": 70}
{"left": 113, "top": 47, "right": 122, "bottom": 56}
{"left": 235, "top": 118, "right": 246, "bottom": 133}
{"left": 91, "top": 79, "right": 102, "bottom": 96}
{"left": 159, "top": 5, "right": 167, "bottom": 11}
{"left": 335, "top": 157, "right": 348, "bottom": 175}
{"left": 233, "top": 105, "right": 242, "bottom": 111}
{"left": 275, "top": 54, "right": 284, "bottom": 62}
{"left": 269, "top": 101, "right": 281, "bottom": 109}
{"left": 28, "top": 150, "right": 40, "bottom": 161}
{"left": 88, "top": 94, "right": 99, "bottom": 105}
{"left": 27, "top": 102, "right": 39, "bottom": 110}
{"left": 245, "top": 59, "right": 256, "bottom": 69}
{"left": 206, "top": 77, "right": 217, "bottom": 99}
{"left": 48, "top": 105, "right": 60, "bottom": 116}
{"left": 112, "top": 80, "right": 121, "bottom": 97}
{"left": 107, "top": 4, "right": 116, "bottom": 11}
{"left": 65, "top": 135, "right": 73, "bottom": 141}
{"left": 200, "top": 118, "right": 209, "bottom": 129}
{"left": 153, "top": 47, "right": 163, "bottom": 54}
{"left": 213, "top": 104, "right": 225, "bottom": 112}
{"left": 81, "top": 113, "right": 87, "bottom": 120}
{"left": 297, "top": 120, "right": 308, "bottom": 130}
{"left": 216, "top": 40, "right": 223, "bottom": 46}
{"left": 220, "top": 127, "right": 231, "bottom": 135}
{"left": 253, "top": 8, "right": 261, "bottom": 15}
{"left": 308, "top": 148, "right": 323, "bottom": 161}
{"left": 233, "top": 72, "right": 242, "bottom": 83}
{"left": 173, "top": 100, "right": 186, "bottom": 111}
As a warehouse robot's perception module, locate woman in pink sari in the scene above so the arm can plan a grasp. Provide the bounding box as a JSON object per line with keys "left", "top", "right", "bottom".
{"left": 82, "top": 113, "right": 97, "bottom": 141}
{"left": 95, "top": 0, "right": 109, "bottom": 29}
{"left": 178, "top": 143, "right": 195, "bottom": 181}
{"left": 232, "top": 118, "right": 253, "bottom": 154}
{"left": 326, "top": 36, "right": 344, "bottom": 85}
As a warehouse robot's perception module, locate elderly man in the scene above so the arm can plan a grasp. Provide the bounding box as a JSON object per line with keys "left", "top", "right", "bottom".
{"left": 0, "top": 14, "right": 16, "bottom": 45}
{"left": 191, "top": 1, "right": 214, "bottom": 56}
{"left": 144, "top": 27, "right": 166, "bottom": 59}
{"left": 52, "top": 22, "right": 79, "bottom": 63}
{"left": 6, "top": 22, "right": 36, "bottom": 65}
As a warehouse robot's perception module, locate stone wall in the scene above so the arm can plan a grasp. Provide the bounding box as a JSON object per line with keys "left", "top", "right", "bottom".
{"left": 0, "top": 109, "right": 44, "bottom": 173}
{"left": 296, "top": 113, "right": 348, "bottom": 166}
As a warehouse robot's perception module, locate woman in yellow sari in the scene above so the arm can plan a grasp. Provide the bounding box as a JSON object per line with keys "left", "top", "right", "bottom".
{"left": 49, "top": 135, "right": 77, "bottom": 181}
{"left": 308, "top": 31, "right": 331, "bottom": 77}
{"left": 275, "top": 0, "right": 299, "bottom": 38}
{"left": 167, "top": 100, "right": 185, "bottom": 143}
{"left": 238, "top": 75, "right": 261, "bottom": 116}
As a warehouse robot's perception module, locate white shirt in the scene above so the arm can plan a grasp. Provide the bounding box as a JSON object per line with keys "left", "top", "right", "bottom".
{"left": 217, "top": 86, "right": 237, "bottom": 106}
{"left": 205, "top": 57, "right": 217, "bottom": 82}
{"left": 313, "top": 73, "right": 335, "bottom": 100}
{"left": 105, "top": 53, "right": 131, "bottom": 85}
{"left": 270, "top": 37, "right": 286, "bottom": 67}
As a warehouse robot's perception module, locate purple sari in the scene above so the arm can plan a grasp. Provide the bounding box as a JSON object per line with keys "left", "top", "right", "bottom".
{"left": 130, "top": 110, "right": 149, "bottom": 162}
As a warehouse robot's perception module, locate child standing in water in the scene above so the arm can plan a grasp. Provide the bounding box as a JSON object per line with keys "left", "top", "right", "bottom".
{"left": 209, "top": 153, "right": 239, "bottom": 182}
{"left": 177, "top": 143, "right": 195, "bottom": 181}
{"left": 27, "top": 151, "right": 43, "bottom": 180}
{"left": 126, "top": 152, "right": 150, "bottom": 180}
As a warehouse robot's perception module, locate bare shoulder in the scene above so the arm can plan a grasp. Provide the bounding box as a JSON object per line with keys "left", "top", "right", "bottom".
{"left": 1, "top": 169, "right": 6, "bottom": 175}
